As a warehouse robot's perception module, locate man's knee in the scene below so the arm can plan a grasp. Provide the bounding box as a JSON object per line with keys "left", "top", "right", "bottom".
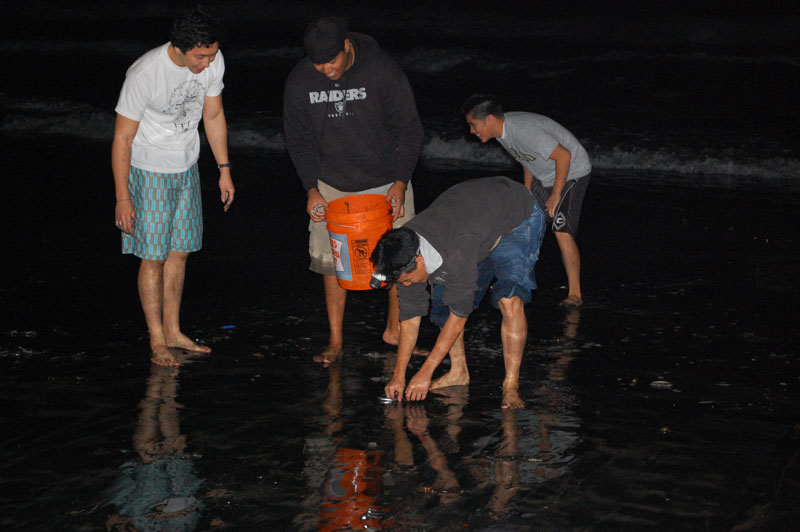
{"left": 555, "top": 231, "right": 575, "bottom": 244}
{"left": 140, "top": 258, "right": 166, "bottom": 271}
{"left": 168, "top": 250, "right": 191, "bottom": 260}
{"left": 497, "top": 296, "right": 524, "bottom": 317}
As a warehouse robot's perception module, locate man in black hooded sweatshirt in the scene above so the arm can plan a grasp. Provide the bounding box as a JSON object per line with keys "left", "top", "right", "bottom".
{"left": 283, "top": 16, "right": 424, "bottom": 363}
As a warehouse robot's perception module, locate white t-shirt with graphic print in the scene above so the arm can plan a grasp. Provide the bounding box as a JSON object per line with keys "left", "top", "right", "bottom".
{"left": 115, "top": 42, "right": 225, "bottom": 173}
{"left": 497, "top": 111, "right": 591, "bottom": 188}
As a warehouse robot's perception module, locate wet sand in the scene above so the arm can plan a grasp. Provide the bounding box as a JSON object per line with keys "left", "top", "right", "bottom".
{"left": 1, "top": 138, "right": 799, "bottom": 530}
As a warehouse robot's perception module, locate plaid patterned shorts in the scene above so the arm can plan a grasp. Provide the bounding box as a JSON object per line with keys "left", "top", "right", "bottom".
{"left": 121, "top": 164, "right": 203, "bottom": 260}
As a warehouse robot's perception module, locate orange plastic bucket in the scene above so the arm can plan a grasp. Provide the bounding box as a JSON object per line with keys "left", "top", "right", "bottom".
{"left": 326, "top": 194, "right": 392, "bottom": 290}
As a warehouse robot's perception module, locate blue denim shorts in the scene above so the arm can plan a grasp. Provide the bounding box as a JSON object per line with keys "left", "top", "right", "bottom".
{"left": 431, "top": 201, "right": 546, "bottom": 327}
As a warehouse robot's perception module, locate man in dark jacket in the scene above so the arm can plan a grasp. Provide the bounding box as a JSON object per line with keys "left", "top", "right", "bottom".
{"left": 284, "top": 16, "right": 424, "bottom": 363}
{"left": 371, "top": 176, "right": 546, "bottom": 408}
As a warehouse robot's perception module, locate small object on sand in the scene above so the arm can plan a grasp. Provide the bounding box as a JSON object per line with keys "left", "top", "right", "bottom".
{"left": 158, "top": 496, "right": 198, "bottom": 513}
{"left": 222, "top": 325, "right": 235, "bottom": 330}
{"left": 650, "top": 380, "right": 673, "bottom": 390}
{"left": 378, "top": 396, "right": 394, "bottom": 404}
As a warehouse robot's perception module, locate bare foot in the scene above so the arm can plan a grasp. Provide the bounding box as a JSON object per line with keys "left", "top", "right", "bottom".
{"left": 382, "top": 330, "right": 430, "bottom": 356}
{"left": 313, "top": 343, "right": 342, "bottom": 364}
{"left": 151, "top": 345, "right": 179, "bottom": 367}
{"left": 430, "top": 369, "right": 469, "bottom": 390}
{"left": 559, "top": 295, "right": 583, "bottom": 309}
{"left": 168, "top": 332, "right": 212, "bottom": 353}
{"left": 501, "top": 384, "right": 525, "bottom": 409}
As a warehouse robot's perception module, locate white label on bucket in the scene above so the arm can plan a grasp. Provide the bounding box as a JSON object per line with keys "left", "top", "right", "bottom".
{"left": 329, "top": 233, "right": 352, "bottom": 281}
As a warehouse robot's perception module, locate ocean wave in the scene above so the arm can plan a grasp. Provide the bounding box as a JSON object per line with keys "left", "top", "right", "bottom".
{"left": 394, "top": 47, "right": 800, "bottom": 75}
{"left": 1, "top": 98, "right": 114, "bottom": 140}
{"left": 4, "top": 97, "right": 797, "bottom": 187}
{"left": 421, "top": 134, "right": 800, "bottom": 187}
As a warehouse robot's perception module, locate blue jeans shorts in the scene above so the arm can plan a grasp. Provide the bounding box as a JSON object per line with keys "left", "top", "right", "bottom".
{"left": 430, "top": 201, "right": 546, "bottom": 327}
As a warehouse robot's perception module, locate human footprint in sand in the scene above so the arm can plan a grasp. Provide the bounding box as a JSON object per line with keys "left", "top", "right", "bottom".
{"left": 371, "top": 176, "right": 545, "bottom": 409}
{"left": 111, "top": 5, "right": 234, "bottom": 366}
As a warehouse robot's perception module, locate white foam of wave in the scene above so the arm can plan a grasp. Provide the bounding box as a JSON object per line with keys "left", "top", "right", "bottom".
{"left": 0, "top": 39, "right": 150, "bottom": 56}
{"left": 1, "top": 98, "right": 114, "bottom": 140}
{"left": 396, "top": 48, "right": 567, "bottom": 78}
{"left": 5, "top": 98, "right": 797, "bottom": 186}
{"left": 591, "top": 146, "right": 800, "bottom": 181}
{"left": 422, "top": 134, "right": 512, "bottom": 166}
{"left": 229, "top": 128, "right": 285, "bottom": 151}
{"left": 394, "top": 46, "right": 800, "bottom": 76}
{"left": 421, "top": 134, "right": 800, "bottom": 183}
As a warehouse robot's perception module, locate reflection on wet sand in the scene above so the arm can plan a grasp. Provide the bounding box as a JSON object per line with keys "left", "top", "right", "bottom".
{"left": 377, "top": 309, "right": 584, "bottom": 525}
{"left": 106, "top": 352, "right": 203, "bottom": 531}
{"left": 298, "top": 359, "right": 391, "bottom": 531}
{"left": 529, "top": 308, "right": 581, "bottom": 482}
{"left": 381, "top": 388, "right": 467, "bottom": 529}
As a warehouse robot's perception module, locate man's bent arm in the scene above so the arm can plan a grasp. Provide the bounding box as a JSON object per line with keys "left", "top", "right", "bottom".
{"left": 545, "top": 143, "right": 572, "bottom": 216}
{"left": 111, "top": 114, "right": 139, "bottom": 201}
{"left": 385, "top": 180, "right": 407, "bottom": 221}
{"left": 522, "top": 166, "right": 534, "bottom": 191}
{"left": 385, "top": 316, "right": 422, "bottom": 400}
{"left": 203, "top": 95, "right": 235, "bottom": 210}
{"left": 111, "top": 114, "right": 139, "bottom": 234}
{"left": 404, "top": 312, "right": 467, "bottom": 401}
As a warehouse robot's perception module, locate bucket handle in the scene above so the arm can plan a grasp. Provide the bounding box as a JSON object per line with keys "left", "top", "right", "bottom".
{"left": 329, "top": 223, "right": 359, "bottom": 229}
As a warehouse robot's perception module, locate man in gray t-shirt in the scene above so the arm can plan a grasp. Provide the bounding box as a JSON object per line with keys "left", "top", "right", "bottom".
{"left": 463, "top": 94, "right": 591, "bottom": 308}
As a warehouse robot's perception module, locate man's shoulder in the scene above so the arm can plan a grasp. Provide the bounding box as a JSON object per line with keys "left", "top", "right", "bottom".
{"left": 351, "top": 33, "right": 404, "bottom": 74}
{"left": 505, "top": 112, "right": 547, "bottom": 126}
{"left": 126, "top": 43, "right": 168, "bottom": 77}
{"left": 285, "top": 58, "right": 316, "bottom": 88}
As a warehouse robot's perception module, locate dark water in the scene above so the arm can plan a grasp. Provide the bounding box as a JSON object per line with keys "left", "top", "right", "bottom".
{"left": 3, "top": 1, "right": 800, "bottom": 529}
{"left": 3, "top": 0, "right": 799, "bottom": 188}
{"left": 1, "top": 138, "right": 799, "bottom": 530}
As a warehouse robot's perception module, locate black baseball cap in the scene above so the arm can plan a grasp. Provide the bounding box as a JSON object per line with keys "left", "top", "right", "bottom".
{"left": 303, "top": 16, "right": 348, "bottom": 64}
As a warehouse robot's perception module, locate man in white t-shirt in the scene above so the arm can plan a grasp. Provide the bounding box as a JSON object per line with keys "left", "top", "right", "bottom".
{"left": 111, "top": 4, "right": 235, "bottom": 366}
{"left": 463, "top": 94, "right": 591, "bottom": 309}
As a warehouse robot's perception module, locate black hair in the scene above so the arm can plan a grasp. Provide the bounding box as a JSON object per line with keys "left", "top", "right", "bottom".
{"left": 169, "top": 4, "right": 224, "bottom": 53}
{"left": 461, "top": 93, "right": 504, "bottom": 119}
{"left": 371, "top": 228, "right": 420, "bottom": 282}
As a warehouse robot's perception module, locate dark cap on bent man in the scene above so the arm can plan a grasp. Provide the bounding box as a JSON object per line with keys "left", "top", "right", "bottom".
{"left": 303, "top": 16, "right": 348, "bottom": 64}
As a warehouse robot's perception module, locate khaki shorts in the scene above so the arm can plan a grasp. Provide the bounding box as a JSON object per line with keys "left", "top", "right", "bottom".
{"left": 309, "top": 180, "right": 416, "bottom": 276}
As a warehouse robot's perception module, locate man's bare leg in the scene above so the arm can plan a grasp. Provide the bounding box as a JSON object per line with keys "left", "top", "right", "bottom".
{"left": 163, "top": 251, "right": 211, "bottom": 353}
{"left": 138, "top": 258, "right": 177, "bottom": 366}
{"left": 498, "top": 296, "right": 526, "bottom": 408}
{"left": 315, "top": 274, "right": 346, "bottom": 363}
{"left": 555, "top": 232, "right": 582, "bottom": 307}
{"left": 430, "top": 329, "right": 469, "bottom": 389}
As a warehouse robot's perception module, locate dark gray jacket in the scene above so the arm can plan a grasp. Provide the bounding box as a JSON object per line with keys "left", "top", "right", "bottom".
{"left": 399, "top": 176, "right": 534, "bottom": 321}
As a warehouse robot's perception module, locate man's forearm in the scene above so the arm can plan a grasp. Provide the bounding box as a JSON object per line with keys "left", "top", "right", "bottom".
{"left": 417, "top": 313, "right": 467, "bottom": 378}
{"left": 204, "top": 112, "right": 230, "bottom": 167}
{"left": 111, "top": 139, "right": 133, "bottom": 200}
{"left": 394, "top": 317, "right": 422, "bottom": 378}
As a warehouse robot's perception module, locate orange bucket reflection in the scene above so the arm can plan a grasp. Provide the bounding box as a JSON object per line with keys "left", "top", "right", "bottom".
{"left": 318, "top": 448, "right": 391, "bottom": 530}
